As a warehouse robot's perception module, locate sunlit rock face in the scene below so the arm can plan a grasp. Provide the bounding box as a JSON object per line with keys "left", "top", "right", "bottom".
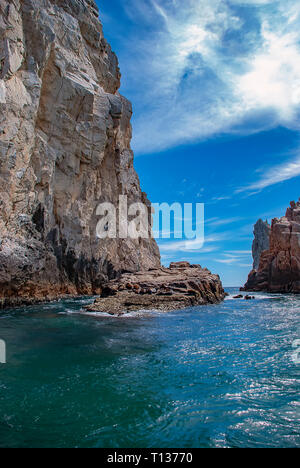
{"left": 0, "top": 0, "right": 160, "bottom": 307}
{"left": 84, "top": 262, "right": 226, "bottom": 315}
{"left": 244, "top": 200, "right": 300, "bottom": 293}
{"left": 252, "top": 219, "right": 271, "bottom": 271}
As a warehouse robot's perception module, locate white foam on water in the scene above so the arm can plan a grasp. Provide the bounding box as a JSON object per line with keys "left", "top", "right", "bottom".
{"left": 58, "top": 309, "right": 79, "bottom": 315}
{"left": 73, "top": 309, "right": 164, "bottom": 319}
{"left": 79, "top": 308, "right": 161, "bottom": 319}
{"left": 225, "top": 293, "right": 283, "bottom": 301}
{"left": 57, "top": 304, "right": 165, "bottom": 319}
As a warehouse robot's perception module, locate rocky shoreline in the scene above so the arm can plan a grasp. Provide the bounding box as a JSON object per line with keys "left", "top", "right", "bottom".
{"left": 84, "top": 262, "right": 226, "bottom": 315}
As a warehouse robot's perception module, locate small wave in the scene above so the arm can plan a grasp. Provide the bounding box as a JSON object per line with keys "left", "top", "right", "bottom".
{"left": 58, "top": 309, "right": 79, "bottom": 315}
{"left": 79, "top": 308, "right": 161, "bottom": 319}
{"left": 58, "top": 306, "right": 162, "bottom": 318}
{"left": 225, "top": 294, "right": 282, "bottom": 301}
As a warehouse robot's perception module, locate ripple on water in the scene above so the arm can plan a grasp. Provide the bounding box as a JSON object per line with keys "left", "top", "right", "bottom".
{"left": 0, "top": 288, "right": 299, "bottom": 448}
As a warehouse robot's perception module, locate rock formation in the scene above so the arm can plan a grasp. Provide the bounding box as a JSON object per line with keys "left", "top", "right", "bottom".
{"left": 243, "top": 200, "right": 300, "bottom": 293}
{"left": 0, "top": 0, "right": 160, "bottom": 307}
{"left": 252, "top": 219, "right": 270, "bottom": 270}
{"left": 84, "top": 262, "right": 226, "bottom": 315}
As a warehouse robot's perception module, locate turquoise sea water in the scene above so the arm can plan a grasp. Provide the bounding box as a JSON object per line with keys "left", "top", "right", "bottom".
{"left": 0, "top": 289, "right": 299, "bottom": 448}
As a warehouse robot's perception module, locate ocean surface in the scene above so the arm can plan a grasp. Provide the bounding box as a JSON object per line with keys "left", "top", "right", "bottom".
{"left": 0, "top": 288, "right": 299, "bottom": 448}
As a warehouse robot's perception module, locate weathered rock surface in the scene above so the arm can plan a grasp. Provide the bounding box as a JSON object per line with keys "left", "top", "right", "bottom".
{"left": 252, "top": 219, "right": 270, "bottom": 270}
{"left": 243, "top": 200, "right": 300, "bottom": 293}
{"left": 0, "top": 0, "right": 160, "bottom": 307}
{"left": 84, "top": 262, "right": 226, "bottom": 315}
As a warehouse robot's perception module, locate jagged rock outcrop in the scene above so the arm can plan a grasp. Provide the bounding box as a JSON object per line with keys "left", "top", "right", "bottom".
{"left": 252, "top": 219, "right": 270, "bottom": 270}
{"left": 0, "top": 0, "right": 160, "bottom": 307}
{"left": 84, "top": 262, "right": 226, "bottom": 315}
{"left": 243, "top": 200, "right": 300, "bottom": 293}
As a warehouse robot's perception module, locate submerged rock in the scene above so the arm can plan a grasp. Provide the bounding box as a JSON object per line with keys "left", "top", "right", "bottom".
{"left": 84, "top": 262, "right": 226, "bottom": 314}
{"left": 0, "top": 0, "right": 160, "bottom": 307}
{"left": 244, "top": 199, "right": 300, "bottom": 293}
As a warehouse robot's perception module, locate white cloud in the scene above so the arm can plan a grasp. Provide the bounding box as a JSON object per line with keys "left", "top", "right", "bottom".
{"left": 229, "top": 0, "right": 276, "bottom": 4}
{"left": 227, "top": 250, "right": 252, "bottom": 255}
{"left": 117, "top": 0, "right": 300, "bottom": 154}
{"left": 211, "top": 196, "right": 232, "bottom": 202}
{"left": 207, "top": 217, "right": 244, "bottom": 227}
{"left": 215, "top": 249, "right": 252, "bottom": 265}
{"left": 216, "top": 258, "right": 239, "bottom": 264}
{"left": 237, "top": 27, "right": 300, "bottom": 123}
{"left": 159, "top": 242, "right": 216, "bottom": 253}
{"left": 158, "top": 233, "right": 226, "bottom": 253}
{"left": 236, "top": 153, "right": 300, "bottom": 192}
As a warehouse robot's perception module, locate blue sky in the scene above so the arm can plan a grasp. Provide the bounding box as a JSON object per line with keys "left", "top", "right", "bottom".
{"left": 96, "top": 0, "right": 300, "bottom": 286}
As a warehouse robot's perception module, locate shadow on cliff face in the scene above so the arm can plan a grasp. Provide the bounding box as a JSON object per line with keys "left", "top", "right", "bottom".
{"left": 47, "top": 227, "right": 119, "bottom": 289}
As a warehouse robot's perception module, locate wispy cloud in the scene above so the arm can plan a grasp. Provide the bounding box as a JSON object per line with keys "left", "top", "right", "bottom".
{"left": 158, "top": 233, "right": 226, "bottom": 253}
{"left": 216, "top": 258, "right": 239, "bottom": 265}
{"left": 211, "top": 196, "right": 232, "bottom": 202}
{"left": 227, "top": 250, "right": 252, "bottom": 255}
{"left": 159, "top": 242, "right": 216, "bottom": 253}
{"left": 114, "top": 0, "right": 300, "bottom": 154}
{"left": 215, "top": 249, "right": 252, "bottom": 265}
{"left": 236, "top": 153, "right": 300, "bottom": 192}
{"left": 207, "top": 217, "right": 244, "bottom": 227}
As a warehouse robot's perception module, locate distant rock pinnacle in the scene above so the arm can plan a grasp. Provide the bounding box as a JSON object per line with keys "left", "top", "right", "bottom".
{"left": 252, "top": 219, "right": 271, "bottom": 271}
{"left": 243, "top": 200, "right": 300, "bottom": 293}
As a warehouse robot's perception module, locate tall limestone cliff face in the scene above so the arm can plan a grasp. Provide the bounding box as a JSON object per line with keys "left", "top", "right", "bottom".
{"left": 0, "top": 0, "right": 160, "bottom": 306}
{"left": 244, "top": 200, "right": 300, "bottom": 293}
{"left": 252, "top": 219, "right": 270, "bottom": 271}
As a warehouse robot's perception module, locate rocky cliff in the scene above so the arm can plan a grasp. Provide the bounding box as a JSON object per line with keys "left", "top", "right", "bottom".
{"left": 243, "top": 200, "right": 300, "bottom": 293}
{"left": 0, "top": 0, "right": 160, "bottom": 307}
{"left": 252, "top": 219, "right": 270, "bottom": 270}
